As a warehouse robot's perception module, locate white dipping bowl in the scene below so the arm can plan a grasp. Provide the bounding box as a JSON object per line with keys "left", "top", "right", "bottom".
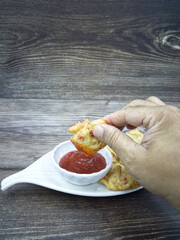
{"left": 52, "top": 140, "right": 113, "bottom": 185}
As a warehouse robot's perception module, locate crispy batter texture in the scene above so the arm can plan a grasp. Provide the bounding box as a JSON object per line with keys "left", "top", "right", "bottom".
{"left": 68, "top": 119, "right": 107, "bottom": 156}
{"left": 99, "top": 128, "right": 144, "bottom": 191}
{"left": 126, "top": 128, "right": 144, "bottom": 144}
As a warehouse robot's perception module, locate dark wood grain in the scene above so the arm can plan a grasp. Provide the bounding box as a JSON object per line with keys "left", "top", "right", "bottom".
{"left": 0, "top": 0, "right": 180, "bottom": 102}
{"left": 0, "top": 0, "right": 180, "bottom": 239}
{"left": 1, "top": 185, "right": 180, "bottom": 240}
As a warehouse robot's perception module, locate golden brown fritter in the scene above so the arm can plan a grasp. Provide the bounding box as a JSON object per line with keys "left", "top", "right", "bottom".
{"left": 68, "top": 119, "right": 107, "bottom": 156}
{"left": 99, "top": 128, "right": 144, "bottom": 191}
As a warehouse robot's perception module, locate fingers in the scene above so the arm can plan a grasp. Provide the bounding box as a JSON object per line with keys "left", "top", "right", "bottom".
{"left": 104, "top": 97, "right": 165, "bottom": 128}
{"left": 123, "top": 99, "right": 158, "bottom": 109}
{"left": 146, "top": 96, "right": 165, "bottom": 105}
{"left": 93, "top": 124, "right": 145, "bottom": 169}
{"left": 123, "top": 97, "right": 165, "bottom": 109}
{"left": 93, "top": 97, "right": 165, "bottom": 179}
{"left": 104, "top": 105, "right": 163, "bottom": 130}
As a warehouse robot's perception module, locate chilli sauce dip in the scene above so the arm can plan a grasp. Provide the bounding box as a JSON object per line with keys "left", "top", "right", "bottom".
{"left": 59, "top": 150, "right": 106, "bottom": 174}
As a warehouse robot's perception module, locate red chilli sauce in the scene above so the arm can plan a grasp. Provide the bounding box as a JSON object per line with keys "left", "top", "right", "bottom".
{"left": 59, "top": 150, "right": 106, "bottom": 174}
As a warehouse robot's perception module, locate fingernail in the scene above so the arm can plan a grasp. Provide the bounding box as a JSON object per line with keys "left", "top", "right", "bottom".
{"left": 93, "top": 125, "right": 104, "bottom": 140}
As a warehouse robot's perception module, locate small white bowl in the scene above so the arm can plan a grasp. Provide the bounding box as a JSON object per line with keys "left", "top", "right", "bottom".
{"left": 52, "top": 140, "right": 113, "bottom": 185}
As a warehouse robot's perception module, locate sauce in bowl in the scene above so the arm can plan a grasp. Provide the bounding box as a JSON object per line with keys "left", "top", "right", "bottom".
{"left": 59, "top": 150, "right": 106, "bottom": 174}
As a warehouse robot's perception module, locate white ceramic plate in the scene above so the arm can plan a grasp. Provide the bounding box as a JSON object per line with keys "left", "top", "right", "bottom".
{"left": 1, "top": 144, "right": 143, "bottom": 197}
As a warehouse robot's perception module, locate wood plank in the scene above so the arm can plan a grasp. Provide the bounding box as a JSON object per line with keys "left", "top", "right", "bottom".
{"left": 0, "top": 0, "right": 180, "bottom": 101}
{"left": 0, "top": 183, "right": 180, "bottom": 239}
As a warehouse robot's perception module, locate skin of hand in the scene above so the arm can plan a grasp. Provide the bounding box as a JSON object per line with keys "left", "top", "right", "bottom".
{"left": 93, "top": 97, "right": 180, "bottom": 211}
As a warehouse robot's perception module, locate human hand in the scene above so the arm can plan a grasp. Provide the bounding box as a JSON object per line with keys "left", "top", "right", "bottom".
{"left": 93, "top": 97, "right": 180, "bottom": 211}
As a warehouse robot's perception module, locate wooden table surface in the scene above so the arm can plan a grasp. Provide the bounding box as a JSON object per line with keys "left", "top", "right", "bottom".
{"left": 0, "top": 0, "right": 180, "bottom": 239}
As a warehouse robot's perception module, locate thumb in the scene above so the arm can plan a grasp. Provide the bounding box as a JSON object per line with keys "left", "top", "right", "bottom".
{"left": 93, "top": 124, "right": 145, "bottom": 168}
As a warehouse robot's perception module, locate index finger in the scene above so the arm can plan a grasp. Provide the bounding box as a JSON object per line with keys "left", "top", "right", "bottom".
{"left": 104, "top": 105, "right": 163, "bottom": 130}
